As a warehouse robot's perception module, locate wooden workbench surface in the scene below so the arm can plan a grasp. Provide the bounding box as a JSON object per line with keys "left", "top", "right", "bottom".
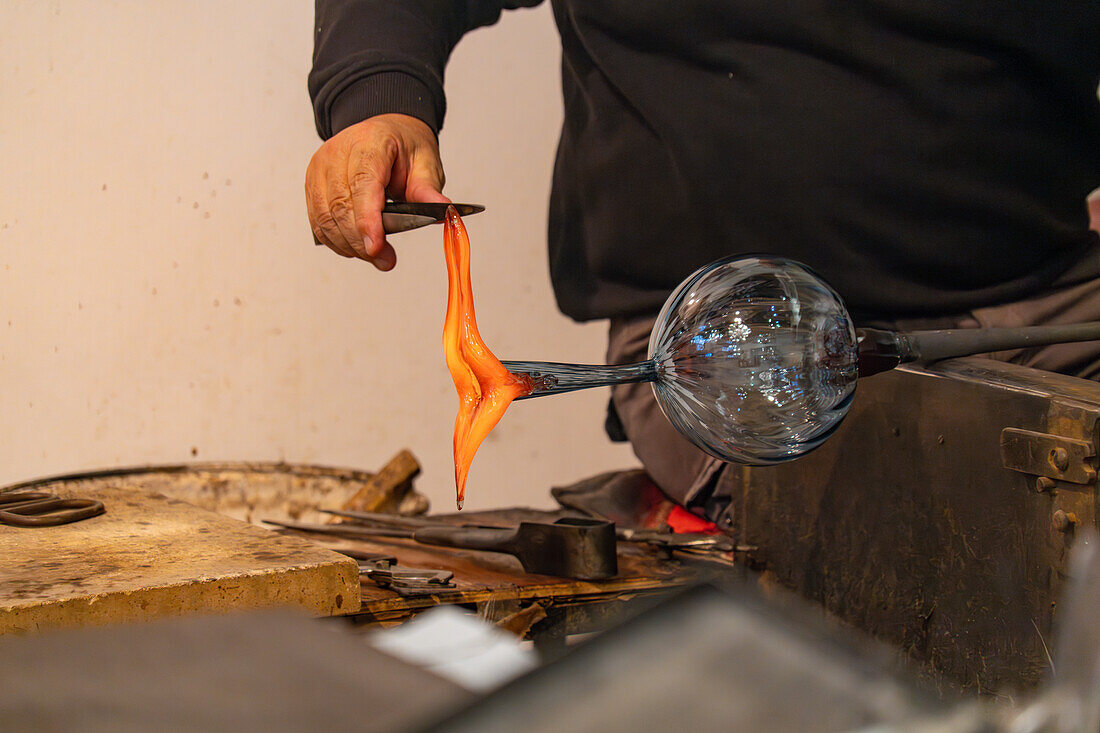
{"left": 0, "top": 486, "right": 360, "bottom": 634}
{"left": 274, "top": 508, "right": 718, "bottom": 627}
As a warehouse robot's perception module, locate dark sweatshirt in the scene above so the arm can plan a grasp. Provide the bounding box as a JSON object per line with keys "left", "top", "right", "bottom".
{"left": 310, "top": 1, "right": 1100, "bottom": 323}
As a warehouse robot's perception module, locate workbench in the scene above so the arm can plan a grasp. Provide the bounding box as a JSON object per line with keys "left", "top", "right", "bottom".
{"left": 0, "top": 462, "right": 714, "bottom": 646}
{"left": 0, "top": 484, "right": 360, "bottom": 634}
{"left": 274, "top": 508, "right": 727, "bottom": 651}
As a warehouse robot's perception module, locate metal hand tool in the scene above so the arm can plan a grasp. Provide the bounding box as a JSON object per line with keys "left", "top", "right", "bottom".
{"left": 616, "top": 528, "right": 736, "bottom": 552}
{"left": 319, "top": 508, "right": 472, "bottom": 529}
{"left": 312, "top": 202, "right": 485, "bottom": 241}
{"left": 380, "top": 202, "right": 484, "bottom": 234}
{"left": 0, "top": 491, "right": 105, "bottom": 527}
{"left": 265, "top": 516, "right": 618, "bottom": 580}
{"left": 319, "top": 507, "right": 510, "bottom": 530}
{"left": 324, "top": 508, "right": 741, "bottom": 557}
{"left": 340, "top": 550, "right": 455, "bottom": 595}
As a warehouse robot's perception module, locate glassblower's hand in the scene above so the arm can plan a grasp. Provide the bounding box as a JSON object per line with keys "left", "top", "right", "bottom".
{"left": 305, "top": 113, "right": 449, "bottom": 270}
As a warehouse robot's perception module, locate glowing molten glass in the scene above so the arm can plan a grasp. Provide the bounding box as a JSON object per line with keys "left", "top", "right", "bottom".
{"left": 442, "top": 206, "right": 532, "bottom": 509}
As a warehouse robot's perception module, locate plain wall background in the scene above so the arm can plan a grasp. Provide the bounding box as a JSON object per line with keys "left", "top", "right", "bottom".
{"left": 0, "top": 1, "right": 638, "bottom": 511}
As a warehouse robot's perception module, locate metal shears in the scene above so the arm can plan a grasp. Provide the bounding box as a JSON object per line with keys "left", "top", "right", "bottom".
{"left": 380, "top": 201, "right": 484, "bottom": 234}
{"left": 312, "top": 202, "right": 485, "bottom": 244}
{"left": 0, "top": 491, "right": 106, "bottom": 527}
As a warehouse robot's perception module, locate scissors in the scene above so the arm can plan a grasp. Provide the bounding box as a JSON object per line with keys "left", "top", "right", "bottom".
{"left": 0, "top": 490, "right": 106, "bottom": 527}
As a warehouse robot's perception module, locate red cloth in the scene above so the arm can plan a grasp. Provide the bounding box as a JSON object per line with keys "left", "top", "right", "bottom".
{"left": 552, "top": 469, "right": 721, "bottom": 533}
{"left": 666, "top": 505, "right": 719, "bottom": 534}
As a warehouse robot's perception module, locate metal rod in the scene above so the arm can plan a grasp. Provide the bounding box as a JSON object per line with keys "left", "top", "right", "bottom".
{"left": 319, "top": 508, "right": 511, "bottom": 530}
{"left": 905, "top": 322, "right": 1100, "bottom": 362}
{"left": 263, "top": 518, "right": 413, "bottom": 539}
{"left": 319, "top": 508, "right": 439, "bottom": 529}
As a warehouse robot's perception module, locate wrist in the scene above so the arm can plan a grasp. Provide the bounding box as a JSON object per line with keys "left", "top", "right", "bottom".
{"left": 327, "top": 71, "right": 441, "bottom": 139}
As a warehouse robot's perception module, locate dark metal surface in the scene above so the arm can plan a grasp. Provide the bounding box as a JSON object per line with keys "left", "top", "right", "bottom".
{"left": 713, "top": 356, "right": 1100, "bottom": 693}
{"left": 267, "top": 516, "right": 619, "bottom": 580}
{"left": 410, "top": 518, "right": 618, "bottom": 580}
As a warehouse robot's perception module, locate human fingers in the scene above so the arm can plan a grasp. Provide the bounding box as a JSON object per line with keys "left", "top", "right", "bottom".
{"left": 347, "top": 116, "right": 449, "bottom": 253}
{"left": 308, "top": 114, "right": 449, "bottom": 269}
{"left": 403, "top": 142, "right": 450, "bottom": 205}
{"left": 307, "top": 120, "right": 401, "bottom": 267}
{"left": 346, "top": 130, "right": 397, "bottom": 262}
{"left": 327, "top": 148, "right": 377, "bottom": 260}
{"left": 305, "top": 155, "right": 358, "bottom": 259}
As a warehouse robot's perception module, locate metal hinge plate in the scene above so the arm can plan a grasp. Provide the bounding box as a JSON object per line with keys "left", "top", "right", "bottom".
{"left": 1000, "top": 428, "right": 1097, "bottom": 485}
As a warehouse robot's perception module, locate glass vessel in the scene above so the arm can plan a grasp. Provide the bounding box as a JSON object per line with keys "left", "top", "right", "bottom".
{"left": 647, "top": 255, "right": 858, "bottom": 463}
{"left": 502, "top": 254, "right": 1100, "bottom": 464}
{"left": 504, "top": 255, "right": 859, "bottom": 464}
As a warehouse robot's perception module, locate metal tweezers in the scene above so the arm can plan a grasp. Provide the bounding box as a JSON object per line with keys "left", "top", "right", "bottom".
{"left": 0, "top": 491, "right": 106, "bottom": 527}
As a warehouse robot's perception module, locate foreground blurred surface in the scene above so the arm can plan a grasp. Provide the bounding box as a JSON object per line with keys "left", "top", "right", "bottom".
{"left": 0, "top": 611, "right": 471, "bottom": 733}
{"left": 4, "top": 552, "right": 1098, "bottom": 733}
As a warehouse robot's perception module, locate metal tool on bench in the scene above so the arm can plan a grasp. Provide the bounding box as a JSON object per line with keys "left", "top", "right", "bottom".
{"left": 320, "top": 508, "right": 487, "bottom": 529}
{"left": 0, "top": 490, "right": 105, "bottom": 527}
{"left": 337, "top": 549, "right": 455, "bottom": 596}
{"left": 615, "top": 527, "right": 735, "bottom": 552}
{"left": 326, "top": 507, "right": 740, "bottom": 555}
{"left": 264, "top": 516, "right": 618, "bottom": 580}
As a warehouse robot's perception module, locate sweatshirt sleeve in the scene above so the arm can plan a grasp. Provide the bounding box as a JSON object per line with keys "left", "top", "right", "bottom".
{"left": 309, "top": 0, "right": 543, "bottom": 139}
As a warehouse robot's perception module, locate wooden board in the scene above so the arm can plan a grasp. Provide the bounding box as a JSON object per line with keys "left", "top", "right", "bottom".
{"left": 0, "top": 486, "right": 360, "bottom": 634}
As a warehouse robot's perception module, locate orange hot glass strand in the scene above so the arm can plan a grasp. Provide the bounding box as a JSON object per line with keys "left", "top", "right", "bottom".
{"left": 442, "top": 206, "right": 532, "bottom": 509}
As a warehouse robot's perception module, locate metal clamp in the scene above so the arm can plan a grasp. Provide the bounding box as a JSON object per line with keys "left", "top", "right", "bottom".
{"left": 1000, "top": 428, "right": 1097, "bottom": 485}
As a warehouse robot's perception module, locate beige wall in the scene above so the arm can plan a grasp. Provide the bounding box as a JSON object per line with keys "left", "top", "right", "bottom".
{"left": 0, "top": 1, "right": 637, "bottom": 511}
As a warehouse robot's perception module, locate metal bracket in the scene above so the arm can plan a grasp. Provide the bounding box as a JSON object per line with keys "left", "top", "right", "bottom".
{"left": 1000, "top": 428, "right": 1097, "bottom": 485}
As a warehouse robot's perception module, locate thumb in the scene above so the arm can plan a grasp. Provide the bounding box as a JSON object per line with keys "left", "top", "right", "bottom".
{"left": 407, "top": 181, "right": 451, "bottom": 204}
{"left": 405, "top": 152, "right": 449, "bottom": 204}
